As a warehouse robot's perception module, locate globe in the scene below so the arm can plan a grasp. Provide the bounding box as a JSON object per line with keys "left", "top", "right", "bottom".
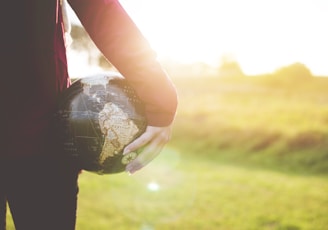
{"left": 56, "top": 72, "right": 147, "bottom": 174}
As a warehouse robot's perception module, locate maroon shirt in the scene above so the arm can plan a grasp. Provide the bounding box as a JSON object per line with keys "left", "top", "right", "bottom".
{"left": 1, "top": 0, "right": 177, "bottom": 156}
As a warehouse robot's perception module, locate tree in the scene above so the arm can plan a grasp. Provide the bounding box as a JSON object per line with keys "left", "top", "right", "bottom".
{"left": 70, "top": 25, "right": 101, "bottom": 66}
{"left": 70, "top": 25, "right": 95, "bottom": 51}
{"left": 274, "top": 62, "right": 312, "bottom": 80}
{"left": 98, "top": 54, "right": 114, "bottom": 70}
{"left": 217, "top": 55, "right": 244, "bottom": 78}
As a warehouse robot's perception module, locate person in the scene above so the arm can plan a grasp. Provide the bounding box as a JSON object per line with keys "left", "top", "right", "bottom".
{"left": 0, "top": 0, "right": 178, "bottom": 229}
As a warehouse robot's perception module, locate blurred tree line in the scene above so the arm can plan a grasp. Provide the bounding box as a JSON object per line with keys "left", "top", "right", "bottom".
{"left": 217, "top": 55, "right": 312, "bottom": 80}
{"left": 273, "top": 62, "right": 312, "bottom": 79}
{"left": 70, "top": 24, "right": 313, "bottom": 80}
{"left": 70, "top": 24, "right": 113, "bottom": 70}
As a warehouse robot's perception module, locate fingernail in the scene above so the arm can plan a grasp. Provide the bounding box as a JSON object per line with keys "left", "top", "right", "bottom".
{"left": 125, "top": 164, "right": 132, "bottom": 173}
{"left": 123, "top": 148, "right": 130, "bottom": 155}
{"left": 126, "top": 167, "right": 135, "bottom": 175}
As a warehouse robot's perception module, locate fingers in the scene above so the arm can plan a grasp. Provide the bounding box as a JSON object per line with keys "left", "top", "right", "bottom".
{"left": 123, "top": 129, "right": 153, "bottom": 155}
{"left": 125, "top": 141, "right": 165, "bottom": 174}
{"left": 123, "top": 125, "right": 172, "bottom": 174}
{"left": 123, "top": 125, "right": 171, "bottom": 154}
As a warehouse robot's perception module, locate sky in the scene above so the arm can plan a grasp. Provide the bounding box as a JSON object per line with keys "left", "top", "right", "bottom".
{"left": 68, "top": 0, "right": 328, "bottom": 76}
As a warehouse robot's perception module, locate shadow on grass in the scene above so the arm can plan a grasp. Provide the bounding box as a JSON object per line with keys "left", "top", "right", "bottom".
{"left": 171, "top": 128, "right": 328, "bottom": 178}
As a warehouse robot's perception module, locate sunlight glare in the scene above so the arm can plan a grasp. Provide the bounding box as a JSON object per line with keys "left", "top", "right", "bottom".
{"left": 120, "top": 0, "right": 328, "bottom": 75}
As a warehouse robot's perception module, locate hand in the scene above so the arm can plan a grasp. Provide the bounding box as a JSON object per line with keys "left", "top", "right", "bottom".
{"left": 123, "top": 125, "right": 173, "bottom": 174}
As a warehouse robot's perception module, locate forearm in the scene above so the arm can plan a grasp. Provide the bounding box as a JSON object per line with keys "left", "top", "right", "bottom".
{"left": 68, "top": 0, "right": 178, "bottom": 126}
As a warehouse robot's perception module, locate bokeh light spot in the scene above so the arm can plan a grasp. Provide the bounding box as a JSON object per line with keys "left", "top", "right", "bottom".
{"left": 147, "top": 182, "right": 160, "bottom": 192}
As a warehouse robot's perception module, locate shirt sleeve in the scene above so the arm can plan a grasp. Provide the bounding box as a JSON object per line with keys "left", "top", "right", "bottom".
{"left": 68, "top": 0, "right": 178, "bottom": 126}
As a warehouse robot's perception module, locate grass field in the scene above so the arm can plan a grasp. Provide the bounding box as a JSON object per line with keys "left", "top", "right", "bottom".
{"left": 6, "top": 74, "right": 328, "bottom": 229}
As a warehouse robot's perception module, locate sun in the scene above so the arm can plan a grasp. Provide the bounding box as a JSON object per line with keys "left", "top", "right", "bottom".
{"left": 120, "top": 0, "right": 225, "bottom": 64}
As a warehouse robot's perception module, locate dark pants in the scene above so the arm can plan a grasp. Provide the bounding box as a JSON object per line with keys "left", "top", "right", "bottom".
{"left": 0, "top": 154, "right": 80, "bottom": 230}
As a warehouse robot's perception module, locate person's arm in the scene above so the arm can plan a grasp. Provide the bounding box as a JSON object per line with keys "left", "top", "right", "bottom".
{"left": 68, "top": 0, "right": 178, "bottom": 173}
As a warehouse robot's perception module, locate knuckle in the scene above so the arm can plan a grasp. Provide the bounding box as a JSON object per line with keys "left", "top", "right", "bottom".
{"left": 160, "top": 133, "right": 171, "bottom": 143}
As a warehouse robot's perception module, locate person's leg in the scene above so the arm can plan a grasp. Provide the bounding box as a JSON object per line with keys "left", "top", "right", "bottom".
{"left": 0, "top": 196, "right": 6, "bottom": 230}
{"left": 6, "top": 155, "right": 80, "bottom": 230}
{"left": 0, "top": 161, "right": 7, "bottom": 230}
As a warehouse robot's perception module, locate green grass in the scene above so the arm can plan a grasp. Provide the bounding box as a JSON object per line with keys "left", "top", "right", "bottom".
{"left": 172, "top": 75, "right": 328, "bottom": 174}
{"left": 6, "top": 149, "right": 328, "bottom": 230}
{"left": 6, "top": 75, "right": 328, "bottom": 229}
{"left": 7, "top": 149, "right": 327, "bottom": 230}
{"left": 75, "top": 150, "right": 328, "bottom": 230}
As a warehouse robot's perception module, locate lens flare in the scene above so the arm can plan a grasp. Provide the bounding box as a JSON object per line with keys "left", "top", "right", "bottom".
{"left": 147, "top": 182, "right": 160, "bottom": 191}
{"left": 108, "top": 147, "right": 197, "bottom": 227}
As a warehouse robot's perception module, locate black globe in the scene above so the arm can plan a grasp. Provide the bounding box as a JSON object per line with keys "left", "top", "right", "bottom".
{"left": 56, "top": 72, "right": 147, "bottom": 174}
